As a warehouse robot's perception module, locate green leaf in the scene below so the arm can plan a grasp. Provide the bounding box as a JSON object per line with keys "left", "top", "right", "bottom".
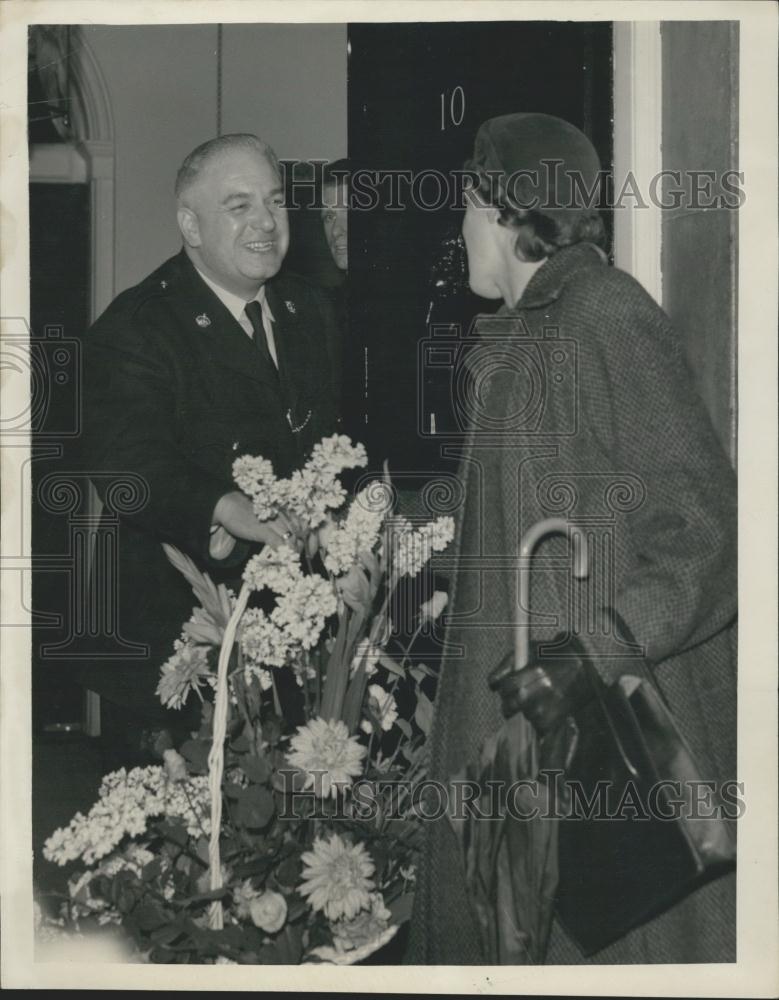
{"left": 158, "top": 820, "right": 189, "bottom": 847}
{"left": 131, "top": 901, "right": 168, "bottom": 932}
{"left": 387, "top": 892, "right": 415, "bottom": 926}
{"left": 410, "top": 662, "right": 436, "bottom": 683}
{"left": 150, "top": 922, "right": 187, "bottom": 945}
{"left": 379, "top": 654, "right": 404, "bottom": 677}
{"left": 229, "top": 733, "right": 251, "bottom": 753}
{"left": 414, "top": 690, "right": 434, "bottom": 735}
{"left": 285, "top": 896, "right": 308, "bottom": 923}
{"left": 180, "top": 886, "right": 229, "bottom": 906}
{"left": 263, "top": 716, "right": 282, "bottom": 745}
{"left": 258, "top": 925, "right": 303, "bottom": 964}
{"left": 240, "top": 754, "right": 271, "bottom": 784}
{"left": 162, "top": 544, "right": 230, "bottom": 628}
{"left": 234, "top": 786, "right": 275, "bottom": 829}
{"left": 180, "top": 738, "right": 211, "bottom": 773}
{"left": 395, "top": 718, "right": 413, "bottom": 740}
{"left": 141, "top": 858, "right": 163, "bottom": 882}
{"left": 275, "top": 854, "right": 302, "bottom": 887}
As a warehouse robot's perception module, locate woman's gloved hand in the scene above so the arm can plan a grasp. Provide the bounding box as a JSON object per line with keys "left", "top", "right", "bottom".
{"left": 488, "top": 635, "right": 593, "bottom": 732}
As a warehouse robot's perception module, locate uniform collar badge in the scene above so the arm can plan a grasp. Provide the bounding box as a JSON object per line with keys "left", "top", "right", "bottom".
{"left": 285, "top": 300, "right": 296, "bottom": 314}
{"left": 195, "top": 313, "right": 211, "bottom": 328}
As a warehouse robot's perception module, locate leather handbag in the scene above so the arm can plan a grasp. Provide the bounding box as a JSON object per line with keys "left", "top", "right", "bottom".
{"left": 492, "top": 610, "right": 737, "bottom": 956}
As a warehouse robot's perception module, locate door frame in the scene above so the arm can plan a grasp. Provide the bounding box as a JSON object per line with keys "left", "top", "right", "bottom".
{"left": 613, "top": 21, "right": 663, "bottom": 306}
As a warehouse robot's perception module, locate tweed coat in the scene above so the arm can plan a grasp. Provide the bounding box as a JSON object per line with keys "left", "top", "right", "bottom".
{"left": 75, "top": 250, "right": 339, "bottom": 721}
{"left": 407, "top": 242, "right": 737, "bottom": 964}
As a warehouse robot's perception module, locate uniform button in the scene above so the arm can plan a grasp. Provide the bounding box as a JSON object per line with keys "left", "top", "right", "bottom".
{"left": 231, "top": 440, "right": 240, "bottom": 451}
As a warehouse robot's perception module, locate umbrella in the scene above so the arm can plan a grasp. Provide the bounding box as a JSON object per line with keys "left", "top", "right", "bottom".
{"left": 447, "top": 518, "right": 589, "bottom": 964}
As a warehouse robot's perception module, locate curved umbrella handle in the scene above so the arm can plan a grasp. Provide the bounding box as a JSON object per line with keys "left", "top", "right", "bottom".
{"left": 488, "top": 518, "right": 589, "bottom": 690}
{"left": 516, "top": 517, "right": 589, "bottom": 670}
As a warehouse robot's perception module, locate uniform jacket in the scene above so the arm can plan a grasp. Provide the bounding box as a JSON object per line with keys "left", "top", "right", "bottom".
{"left": 408, "top": 242, "right": 737, "bottom": 964}
{"left": 76, "top": 250, "right": 339, "bottom": 717}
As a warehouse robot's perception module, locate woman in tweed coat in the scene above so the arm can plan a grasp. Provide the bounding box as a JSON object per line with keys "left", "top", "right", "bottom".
{"left": 407, "top": 114, "right": 737, "bottom": 964}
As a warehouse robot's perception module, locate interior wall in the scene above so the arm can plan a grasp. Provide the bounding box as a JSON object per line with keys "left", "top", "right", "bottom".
{"left": 221, "top": 24, "right": 347, "bottom": 161}
{"left": 80, "top": 23, "right": 347, "bottom": 296}
{"left": 661, "top": 21, "right": 739, "bottom": 460}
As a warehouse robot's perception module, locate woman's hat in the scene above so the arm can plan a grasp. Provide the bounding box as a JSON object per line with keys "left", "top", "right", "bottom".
{"left": 464, "top": 113, "right": 602, "bottom": 216}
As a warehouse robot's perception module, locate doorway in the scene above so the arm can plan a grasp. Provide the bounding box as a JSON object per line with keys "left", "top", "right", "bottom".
{"left": 347, "top": 21, "right": 613, "bottom": 475}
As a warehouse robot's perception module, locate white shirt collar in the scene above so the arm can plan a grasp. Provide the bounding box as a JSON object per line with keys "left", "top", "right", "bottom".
{"left": 194, "top": 266, "right": 275, "bottom": 324}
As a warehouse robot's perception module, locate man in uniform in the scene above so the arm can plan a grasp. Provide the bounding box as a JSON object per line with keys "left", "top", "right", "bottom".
{"left": 77, "top": 133, "right": 339, "bottom": 740}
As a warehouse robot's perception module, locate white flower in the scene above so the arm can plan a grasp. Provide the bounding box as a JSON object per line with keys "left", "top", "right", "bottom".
{"left": 232, "top": 455, "right": 277, "bottom": 520}
{"left": 350, "top": 638, "right": 380, "bottom": 678}
{"left": 298, "top": 834, "right": 375, "bottom": 920}
{"left": 239, "top": 608, "right": 293, "bottom": 669}
{"left": 287, "top": 717, "right": 366, "bottom": 798}
{"left": 249, "top": 891, "right": 288, "bottom": 933}
{"left": 162, "top": 749, "right": 188, "bottom": 782}
{"left": 242, "top": 544, "right": 302, "bottom": 593}
{"left": 400, "top": 864, "right": 416, "bottom": 883}
{"left": 43, "top": 767, "right": 210, "bottom": 867}
{"left": 239, "top": 574, "right": 336, "bottom": 671}
{"left": 271, "top": 576, "right": 337, "bottom": 650}
{"left": 322, "top": 488, "right": 388, "bottom": 576}
{"left": 156, "top": 640, "right": 212, "bottom": 710}
{"left": 240, "top": 664, "right": 274, "bottom": 691}
{"left": 231, "top": 879, "right": 261, "bottom": 920}
{"left": 332, "top": 892, "right": 393, "bottom": 952}
{"left": 307, "top": 435, "right": 368, "bottom": 477}
{"left": 361, "top": 685, "right": 398, "bottom": 734}
{"left": 419, "top": 589, "right": 448, "bottom": 623}
{"left": 233, "top": 436, "right": 367, "bottom": 532}
{"left": 391, "top": 516, "right": 455, "bottom": 578}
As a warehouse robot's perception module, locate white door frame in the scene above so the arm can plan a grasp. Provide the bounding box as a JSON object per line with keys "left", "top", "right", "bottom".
{"left": 613, "top": 21, "right": 663, "bottom": 306}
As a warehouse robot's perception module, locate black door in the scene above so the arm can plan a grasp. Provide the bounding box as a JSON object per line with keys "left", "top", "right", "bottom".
{"left": 347, "top": 21, "right": 613, "bottom": 475}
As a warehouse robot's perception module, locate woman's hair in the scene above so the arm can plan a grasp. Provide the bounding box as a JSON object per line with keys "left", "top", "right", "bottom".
{"left": 474, "top": 172, "right": 607, "bottom": 262}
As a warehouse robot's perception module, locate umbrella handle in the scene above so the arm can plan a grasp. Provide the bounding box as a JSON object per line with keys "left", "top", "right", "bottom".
{"left": 515, "top": 518, "right": 589, "bottom": 671}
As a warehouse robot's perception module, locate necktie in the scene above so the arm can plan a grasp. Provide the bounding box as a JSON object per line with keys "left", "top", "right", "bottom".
{"left": 244, "top": 299, "right": 277, "bottom": 375}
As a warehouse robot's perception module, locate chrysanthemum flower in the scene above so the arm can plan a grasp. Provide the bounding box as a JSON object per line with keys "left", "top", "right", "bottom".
{"left": 156, "top": 641, "right": 213, "bottom": 709}
{"left": 287, "top": 717, "right": 366, "bottom": 798}
{"left": 298, "top": 833, "right": 375, "bottom": 920}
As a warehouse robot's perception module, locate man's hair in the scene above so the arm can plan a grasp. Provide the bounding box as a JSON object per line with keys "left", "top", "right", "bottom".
{"left": 322, "top": 157, "right": 350, "bottom": 188}
{"left": 474, "top": 170, "right": 607, "bottom": 262}
{"left": 175, "top": 133, "right": 280, "bottom": 202}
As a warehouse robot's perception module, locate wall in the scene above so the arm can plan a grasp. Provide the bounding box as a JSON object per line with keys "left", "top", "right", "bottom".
{"left": 221, "top": 24, "right": 346, "bottom": 161}
{"left": 662, "top": 21, "right": 738, "bottom": 460}
{"left": 80, "top": 23, "right": 347, "bottom": 295}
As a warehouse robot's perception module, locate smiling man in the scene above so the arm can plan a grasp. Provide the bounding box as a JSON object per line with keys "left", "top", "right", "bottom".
{"left": 77, "top": 134, "right": 339, "bottom": 739}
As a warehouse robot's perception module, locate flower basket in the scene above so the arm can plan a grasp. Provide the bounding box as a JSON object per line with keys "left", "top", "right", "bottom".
{"left": 41, "top": 436, "right": 452, "bottom": 965}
